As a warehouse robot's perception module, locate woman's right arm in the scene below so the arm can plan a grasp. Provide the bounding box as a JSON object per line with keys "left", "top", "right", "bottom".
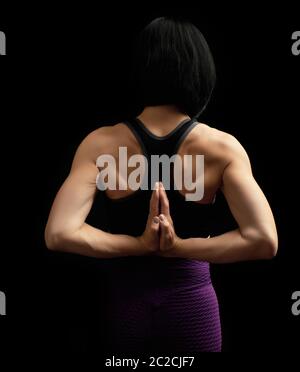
{"left": 45, "top": 130, "right": 159, "bottom": 258}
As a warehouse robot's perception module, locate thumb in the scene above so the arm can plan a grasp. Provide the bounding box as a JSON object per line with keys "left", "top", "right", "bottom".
{"left": 151, "top": 216, "right": 160, "bottom": 232}
{"left": 159, "top": 214, "right": 172, "bottom": 251}
{"left": 159, "top": 214, "right": 170, "bottom": 235}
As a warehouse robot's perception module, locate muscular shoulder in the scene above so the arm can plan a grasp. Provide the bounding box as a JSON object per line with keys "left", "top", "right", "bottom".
{"left": 82, "top": 123, "right": 128, "bottom": 147}
{"left": 74, "top": 122, "right": 137, "bottom": 163}
{"left": 185, "top": 122, "right": 250, "bottom": 168}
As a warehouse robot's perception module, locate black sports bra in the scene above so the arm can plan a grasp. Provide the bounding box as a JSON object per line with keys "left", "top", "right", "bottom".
{"left": 101, "top": 116, "right": 216, "bottom": 239}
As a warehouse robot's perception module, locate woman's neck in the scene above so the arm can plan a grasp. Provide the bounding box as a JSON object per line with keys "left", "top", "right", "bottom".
{"left": 137, "top": 105, "right": 190, "bottom": 136}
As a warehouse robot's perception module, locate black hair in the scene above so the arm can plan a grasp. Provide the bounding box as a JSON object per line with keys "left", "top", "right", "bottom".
{"left": 129, "top": 16, "right": 216, "bottom": 119}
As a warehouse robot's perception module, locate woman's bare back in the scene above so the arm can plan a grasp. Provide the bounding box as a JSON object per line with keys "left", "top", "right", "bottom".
{"left": 93, "top": 119, "right": 234, "bottom": 203}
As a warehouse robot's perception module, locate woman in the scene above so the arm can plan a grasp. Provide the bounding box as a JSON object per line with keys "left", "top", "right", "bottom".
{"left": 45, "top": 17, "right": 278, "bottom": 353}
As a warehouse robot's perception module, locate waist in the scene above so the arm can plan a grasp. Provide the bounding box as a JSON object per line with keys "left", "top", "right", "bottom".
{"left": 106, "top": 256, "right": 211, "bottom": 289}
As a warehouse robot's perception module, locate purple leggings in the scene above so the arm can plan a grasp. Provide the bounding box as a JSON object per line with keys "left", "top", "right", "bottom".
{"left": 105, "top": 257, "right": 222, "bottom": 353}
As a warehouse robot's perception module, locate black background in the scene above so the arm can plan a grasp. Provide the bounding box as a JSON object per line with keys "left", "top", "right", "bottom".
{"left": 0, "top": 4, "right": 299, "bottom": 358}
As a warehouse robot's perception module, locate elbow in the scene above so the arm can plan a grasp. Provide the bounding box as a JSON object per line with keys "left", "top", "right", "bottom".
{"left": 44, "top": 227, "right": 67, "bottom": 251}
{"left": 243, "top": 228, "right": 278, "bottom": 260}
{"left": 44, "top": 230, "right": 59, "bottom": 251}
{"left": 255, "top": 234, "right": 278, "bottom": 260}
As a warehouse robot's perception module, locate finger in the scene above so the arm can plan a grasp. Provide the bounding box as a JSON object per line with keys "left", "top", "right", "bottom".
{"left": 151, "top": 216, "right": 160, "bottom": 231}
{"left": 159, "top": 214, "right": 170, "bottom": 233}
{"left": 159, "top": 182, "right": 170, "bottom": 217}
{"left": 159, "top": 214, "right": 172, "bottom": 247}
{"left": 149, "top": 182, "right": 159, "bottom": 218}
{"left": 159, "top": 183, "right": 174, "bottom": 226}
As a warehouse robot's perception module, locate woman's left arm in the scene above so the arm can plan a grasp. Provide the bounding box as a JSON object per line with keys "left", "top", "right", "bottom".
{"left": 157, "top": 136, "right": 278, "bottom": 263}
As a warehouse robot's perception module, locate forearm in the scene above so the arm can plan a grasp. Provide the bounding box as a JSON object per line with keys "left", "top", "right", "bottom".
{"left": 45, "top": 222, "right": 145, "bottom": 258}
{"left": 168, "top": 229, "right": 276, "bottom": 263}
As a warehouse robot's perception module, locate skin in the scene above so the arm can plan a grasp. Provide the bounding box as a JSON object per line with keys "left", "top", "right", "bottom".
{"left": 45, "top": 105, "right": 278, "bottom": 263}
